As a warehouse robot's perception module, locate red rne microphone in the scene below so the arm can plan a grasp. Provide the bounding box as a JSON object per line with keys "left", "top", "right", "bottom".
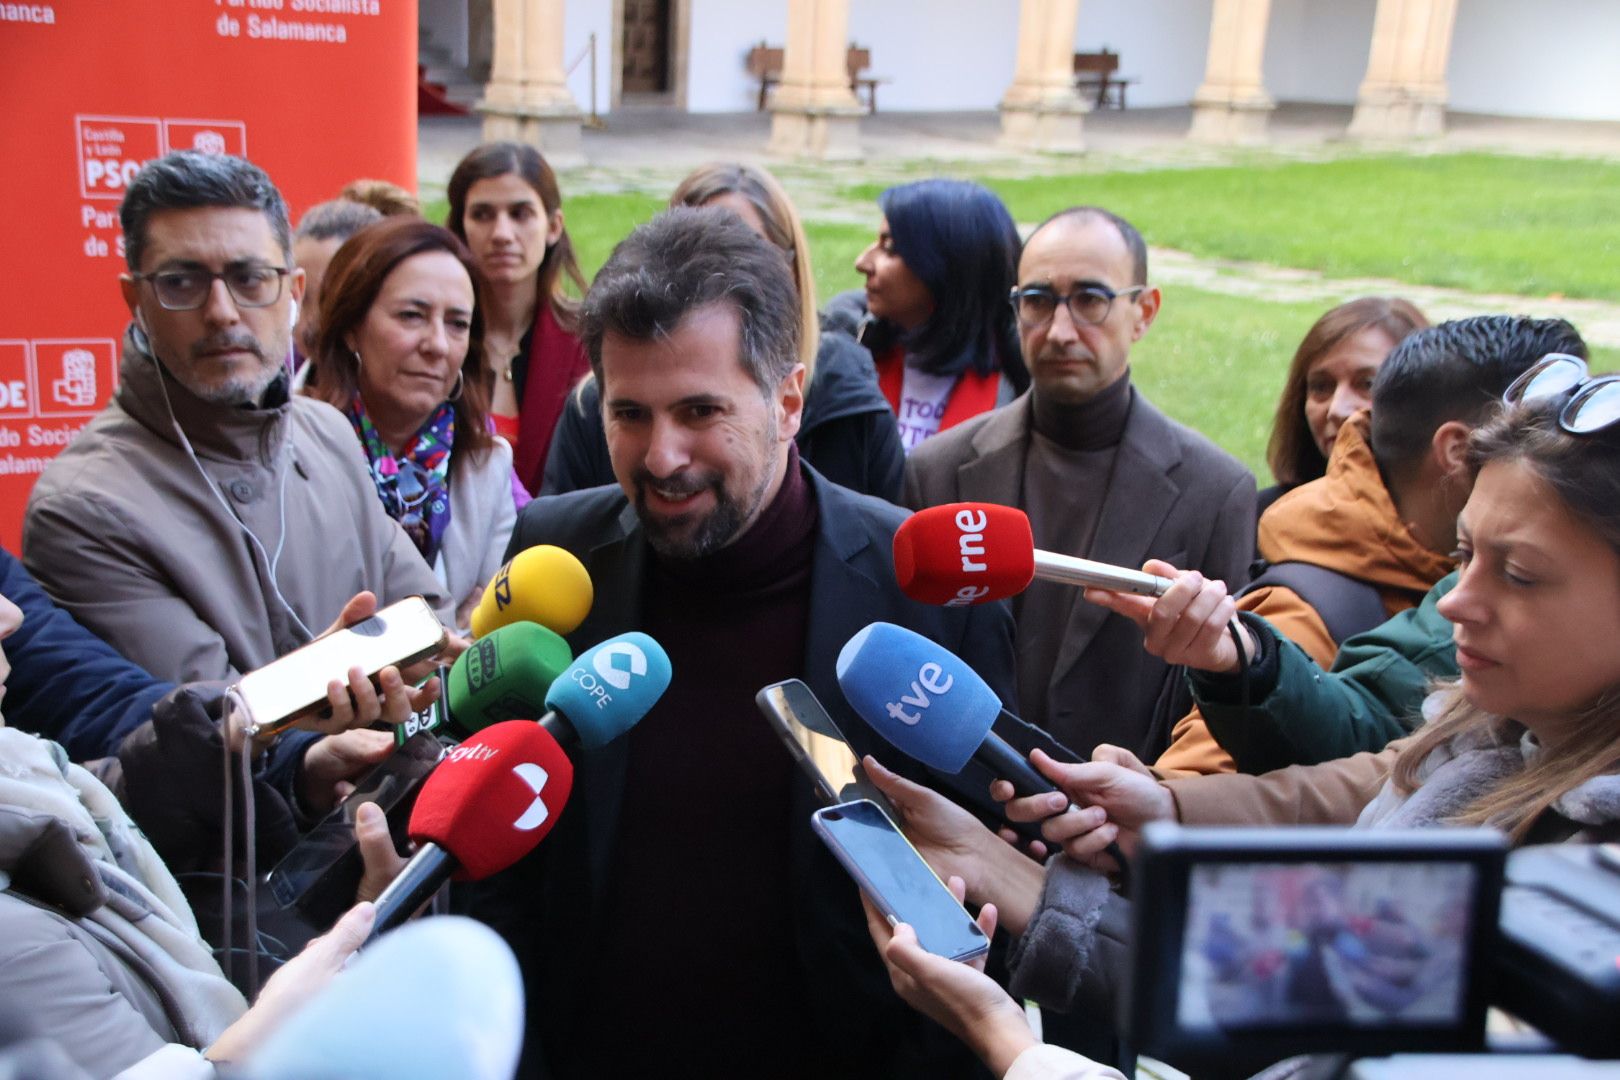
{"left": 366, "top": 720, "right": 573, "bottom": 941}
{"left": 894, "top": 502, "right": 1172, "bottom": 606}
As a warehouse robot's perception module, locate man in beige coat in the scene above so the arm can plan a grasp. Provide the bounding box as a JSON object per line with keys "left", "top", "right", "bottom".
{"left": 23, "top": 152, "right": 449, "bottom": 684}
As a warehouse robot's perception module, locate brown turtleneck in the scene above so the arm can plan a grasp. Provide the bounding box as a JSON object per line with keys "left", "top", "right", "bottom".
{"left": 1015, "top": 374, "right": 1134, "bottom": 730}
{"left": 578, "top": 446, "right": 821, "bottom": 1076}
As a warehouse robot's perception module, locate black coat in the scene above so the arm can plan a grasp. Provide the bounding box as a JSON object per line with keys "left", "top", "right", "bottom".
{"left": 460, "top": 466, "right": 1017, "bottom": 1079}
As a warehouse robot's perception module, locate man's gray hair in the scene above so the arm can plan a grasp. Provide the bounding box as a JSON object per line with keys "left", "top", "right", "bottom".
{"left": 579, "top": 206, "right": 801, "bottom": 396}
{"left": 293, "top": 198, "right": 382, "bottom": 244}
{"left": 120, "top": 152, "right": 291, "bottom": 272}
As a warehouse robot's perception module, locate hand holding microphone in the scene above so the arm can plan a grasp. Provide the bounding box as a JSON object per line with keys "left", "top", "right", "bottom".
{"left": 992, "top": 745, "right": 1174, "bottom": 872}
{"left": 1081, "top": 558, "right": 1258, "bottom": 676}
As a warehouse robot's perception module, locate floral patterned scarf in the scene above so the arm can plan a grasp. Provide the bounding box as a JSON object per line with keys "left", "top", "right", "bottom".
{"left": 347, "top": 393, "right": 455, "bottom": 564}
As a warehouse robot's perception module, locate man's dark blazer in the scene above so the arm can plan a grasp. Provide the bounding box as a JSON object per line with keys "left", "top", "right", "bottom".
{"left": 459, "top": 465, "right": 1017, "bottom": 1079}
{"left": 905, "top": 388, "right": 1256, "bottom": 762}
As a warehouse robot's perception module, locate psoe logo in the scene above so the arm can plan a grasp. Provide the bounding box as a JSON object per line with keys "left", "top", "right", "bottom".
{"left": 76, "top": 115, "right": 162, "bottom": 200}
{"left": 163, "top": 119, "right": 246, "bottom": 160}
{"left": 592, "top": 641, "right": 648, "bottom": 691}
{"left": 31, "top": 340, "right": 115, "bottom": 417}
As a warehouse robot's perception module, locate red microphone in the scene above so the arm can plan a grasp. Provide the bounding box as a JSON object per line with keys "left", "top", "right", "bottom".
{"left": 894, "top": 503, "right": 1172, "bottom": 607}
{"left": 366, "top": 720, "right": 574, "bottom": 940}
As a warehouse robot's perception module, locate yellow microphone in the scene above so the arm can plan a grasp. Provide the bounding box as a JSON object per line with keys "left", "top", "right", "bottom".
{"left": 470, "top": 545, "right": 593, "bottom": 639}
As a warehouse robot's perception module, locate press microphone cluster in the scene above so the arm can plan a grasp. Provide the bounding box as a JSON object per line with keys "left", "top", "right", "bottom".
{"left": 893, "top": 502, "right": 1171, "bottom": 606}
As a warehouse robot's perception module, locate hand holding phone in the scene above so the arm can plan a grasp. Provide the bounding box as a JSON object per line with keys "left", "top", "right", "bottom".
{"left": 233, "top": 596, "right": 448, "bottom": 737}
{"left": 813, "top": 798, "right": 989, "bottom": 963}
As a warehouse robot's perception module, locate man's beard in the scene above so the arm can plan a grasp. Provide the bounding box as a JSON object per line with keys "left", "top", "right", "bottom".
{"left": 633, "top": 458, "right": 776, "bottom": 561}
{"left": 186, "top": 331, "right": 279, "bottom": 405}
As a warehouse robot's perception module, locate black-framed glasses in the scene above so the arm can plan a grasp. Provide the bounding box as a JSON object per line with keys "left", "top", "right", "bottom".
{"left": 1009, "top": 283, "right": 1146, "bottom": 329}
{"left": 132, "top": 265, "right": 290, "bottom": 311}
{"left": 1503, "top": 353, "right": 1620, "bottom": 435}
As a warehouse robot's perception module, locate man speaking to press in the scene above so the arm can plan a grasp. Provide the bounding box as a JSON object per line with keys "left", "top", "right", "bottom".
{"left": 457, "top": 208, "right": 1016, "bottom": 1078}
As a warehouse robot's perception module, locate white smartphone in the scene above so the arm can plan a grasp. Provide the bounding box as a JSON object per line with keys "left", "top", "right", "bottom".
{"left": 812, "top": 798, "right": 990, "bottom": 963}
{"left": 233, "top": 595, "right": 447, "bottom": 734}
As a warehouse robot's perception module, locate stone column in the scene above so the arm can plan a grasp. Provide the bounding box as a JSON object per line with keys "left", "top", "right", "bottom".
{"left": 477, "top": 0, "right": 585, "bottom": 167}
{"left": 767, "top": 0, "right": 864, "bottom": 160}
{"left": 999, "top": 0, "right": 1088, "bottom": 153}
{"left": 1348, "top": 0, "right": 1459, "bottom": 139}
{"left": 1188, "top": 0, "right": 1275, "bottom": 144}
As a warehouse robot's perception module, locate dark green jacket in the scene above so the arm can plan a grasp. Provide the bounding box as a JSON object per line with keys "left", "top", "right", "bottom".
{"left": 1191, "top": 570, "right": 1460, "bottom": 774}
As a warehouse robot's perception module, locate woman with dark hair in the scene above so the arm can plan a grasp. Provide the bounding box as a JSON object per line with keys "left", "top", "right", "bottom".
{"left": 1262, "top": 297, "right": 1429, "bottom": 513}
{"left": 446, "top": 142, "right": 590, "bottom": 494}
{"left": 852, "top": 355, "right": 1620, "bottom": 1077}
{"left": 843, "top": 178, "right": 1027, "bottom": 453}
{"left": 542, "top": 161, "right": 905, "bottom": 501}
{"left": 305, "top": 217, "right": 515, "bottom": 629}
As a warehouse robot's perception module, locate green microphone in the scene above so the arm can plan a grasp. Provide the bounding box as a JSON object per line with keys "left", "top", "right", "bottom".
{"left": 446, "top": 621, "right": 573, "bottom": 736}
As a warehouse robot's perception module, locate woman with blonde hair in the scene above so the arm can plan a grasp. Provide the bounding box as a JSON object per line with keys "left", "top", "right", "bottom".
{"left": 541, "top": 161, "right": 904, "bottom": 502}
{"left": 851, "top": 355, "right": 1620, "bottom": 1076}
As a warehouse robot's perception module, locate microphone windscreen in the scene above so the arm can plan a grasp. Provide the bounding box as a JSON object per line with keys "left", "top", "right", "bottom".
{"left": 893, "top": 503, "right": 1035, "bottom": 606}
{"left": 470, "top": 544, "right": 593, "bottom": 638}
{"left": 446, "top": 621, "right": 573, "bottom": 735}
{"left": 408, "top": 720, "right": 573, "bottom": 880}
{"left": 835, "top": 622, "right": 1001, "bottom": 773}
{"left": 245, "top": 916, "right": 523, "bottom": 1080}
{"left": 544, "top": 632, "right": 673, "bottom": 750}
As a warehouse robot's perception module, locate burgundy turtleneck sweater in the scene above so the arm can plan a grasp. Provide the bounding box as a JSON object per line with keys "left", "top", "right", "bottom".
{"left": 577, "top": 447, "right": 820, "bottom": 1076}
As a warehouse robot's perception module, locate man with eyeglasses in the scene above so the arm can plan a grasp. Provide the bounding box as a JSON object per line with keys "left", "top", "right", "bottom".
{"left": 23, "top": 151, "right": 452, "bottom": 687}
{"left": 905, "top": 206, "right": 1256, "bottom": 767}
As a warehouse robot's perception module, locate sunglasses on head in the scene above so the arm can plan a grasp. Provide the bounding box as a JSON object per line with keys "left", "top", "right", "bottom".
{"left": 1502, "top": 353, "right": 1620, "bottom": 436}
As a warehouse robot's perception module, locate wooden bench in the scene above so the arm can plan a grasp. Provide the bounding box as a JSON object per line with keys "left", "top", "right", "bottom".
{"left": 1073, "top": 49, "right": 1134, "bottom": 109}
{"left": 746, "top": 41, "right": 888, "bottom": 114}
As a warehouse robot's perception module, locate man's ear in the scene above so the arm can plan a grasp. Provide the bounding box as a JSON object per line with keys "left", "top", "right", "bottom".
{"left": 1432, "top": 420, "right": 1473, "bottom": 481}
{"left": 119, "top": 274, "right": 141, "bottom": 320}
{"left": 1131, "top": 286, "right": 1162, "bottom": 342}
{"left": 776, "top": 363, "right": 806, "bottom": 442}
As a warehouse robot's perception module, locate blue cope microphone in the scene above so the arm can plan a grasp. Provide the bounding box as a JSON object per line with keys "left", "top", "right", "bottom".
{"left": 542, "top": 632, "right": 674, "bottom": 750}
{"left": 836, "top": 622, "right": 1130, "bottom": 872}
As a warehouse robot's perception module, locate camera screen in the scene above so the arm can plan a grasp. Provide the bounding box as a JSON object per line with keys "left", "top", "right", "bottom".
{"left": 1176, "top": 860, "right": 1478, "bottom": 1032}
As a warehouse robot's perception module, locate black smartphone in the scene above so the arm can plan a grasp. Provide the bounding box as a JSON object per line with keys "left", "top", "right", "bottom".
{"left": 266, "top": 731, "right": 445, "bottom": 927}
{"left": 755, "top": 679, "right": 897, "bottom": 814}
{"left": 812, "top": 798, "right": 989, "bottom": 963}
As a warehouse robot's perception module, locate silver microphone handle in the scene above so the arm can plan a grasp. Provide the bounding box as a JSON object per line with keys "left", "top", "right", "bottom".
{"left": 1031, "top": 550, "right": 1172, "bottom": 597}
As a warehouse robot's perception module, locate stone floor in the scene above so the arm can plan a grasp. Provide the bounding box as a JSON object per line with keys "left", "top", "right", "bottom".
{"left": 419, "top": 102, "right": 1620, "bottom": 191}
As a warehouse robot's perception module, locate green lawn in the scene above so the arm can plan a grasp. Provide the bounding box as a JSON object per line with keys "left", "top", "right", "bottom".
{"left": 423, "top": 165, "right": 1618, "bottom": 479}
{"left": 846, "top": 153, "right": 1620, "bottom": 301}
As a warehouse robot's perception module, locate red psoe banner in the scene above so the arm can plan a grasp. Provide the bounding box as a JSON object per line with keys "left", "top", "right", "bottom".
{"left": 0, "top": 1, "right": 417, "bottom": 550}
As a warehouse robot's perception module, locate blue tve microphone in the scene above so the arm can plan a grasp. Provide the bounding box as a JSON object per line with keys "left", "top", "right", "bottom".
{"left": 541, "top": 632, "right": 674, "bottom": 750}
{"left": 836, "top": 622, "right": 1129, "bottom": 872}
{"left": 836, "top": 622, "right": 1049, "bottom": 792}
